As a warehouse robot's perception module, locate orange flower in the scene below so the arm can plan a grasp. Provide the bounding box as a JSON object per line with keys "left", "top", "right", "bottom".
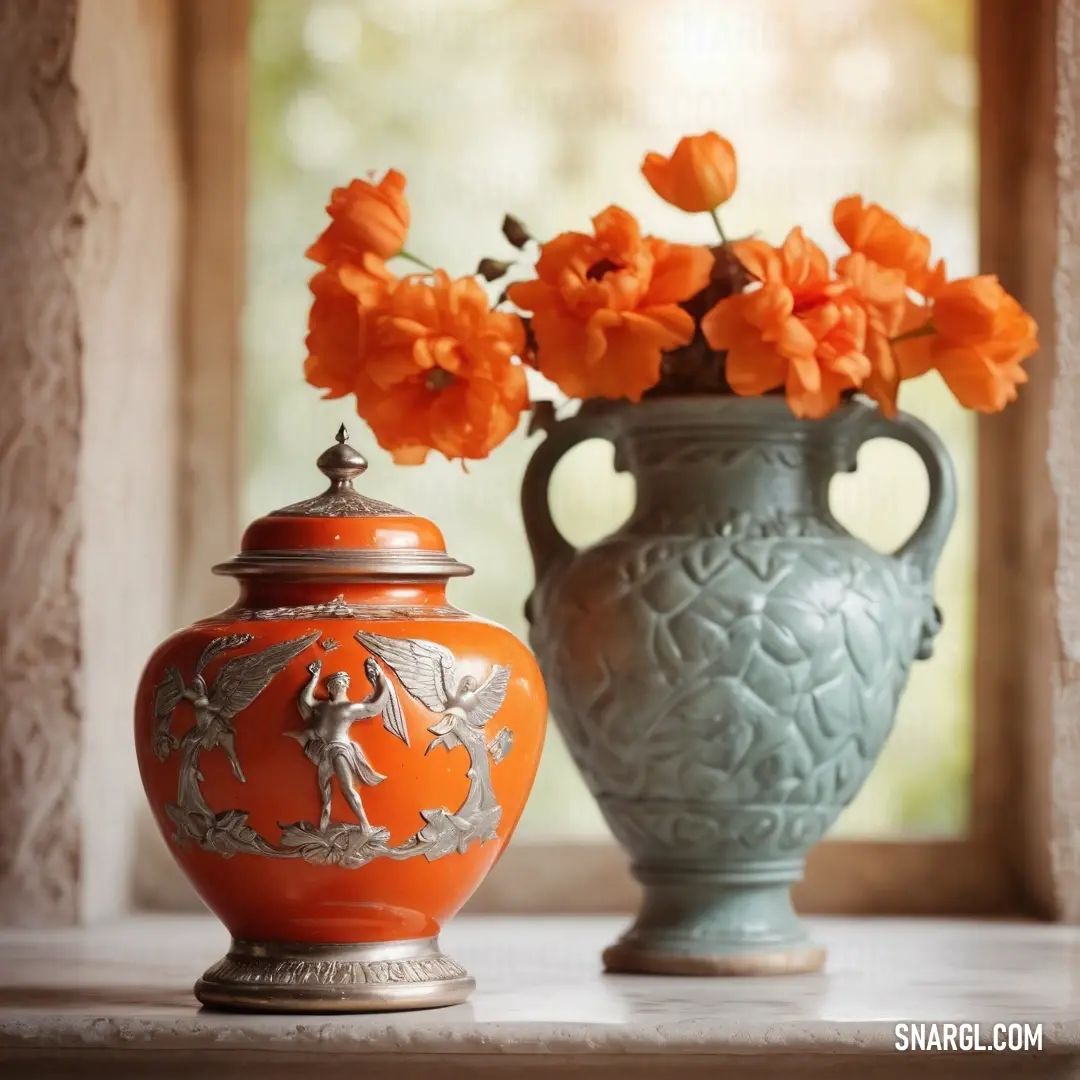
{"left": 355, "top": 270, "right": 529, "bottom": 463}
{"left": 833, "top": 195, "right": 944, "bottom": 297}
{"left": 702, "top": 228, "right": 871, "bottom": 418}
{"left": 923, "top": 275, "right": 1038, "bottom": 412}
{"left": 507, "top": 206, "right": 713, "bottom": 401}
{"left": 307, "top": 169, "right": 410, "bottom": 265}
{"left": 641, "top": 132, "right": 738, "bottom": 213}
{"left": 836, "top": 252, "right": 908, "bottom": 416}
{"left": 304, "top": 256, "right": 396, "bottom": 399}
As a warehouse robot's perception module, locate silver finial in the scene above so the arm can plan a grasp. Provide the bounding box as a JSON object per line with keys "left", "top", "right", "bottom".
{"left": 316, "top": 428, "right": 367, "bottom": 487}
{"left": 265, "top": 425, "right": 408, "bottom": 517}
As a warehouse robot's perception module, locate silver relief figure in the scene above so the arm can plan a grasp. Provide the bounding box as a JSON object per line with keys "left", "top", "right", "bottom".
{"left": 151, "top": 631, "right": 320, "bottom": 855}
{"left": 288, "top": 657, "right": 410, "bottom": 831}
{"left": 354, "top": 632, "right": 513, "bottom": 860}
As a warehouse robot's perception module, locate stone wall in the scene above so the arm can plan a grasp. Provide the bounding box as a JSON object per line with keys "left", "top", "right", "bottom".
{"left": 0, "top": 0, "right": 181, "bottom": 925}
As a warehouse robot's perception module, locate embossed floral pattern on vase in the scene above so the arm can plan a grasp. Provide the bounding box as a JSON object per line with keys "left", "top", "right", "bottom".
{"left": 538, "top": 530, "right": 926, "bottom": 861}
{"left": 522, "top": 395, "right": 955, "bottom": 971}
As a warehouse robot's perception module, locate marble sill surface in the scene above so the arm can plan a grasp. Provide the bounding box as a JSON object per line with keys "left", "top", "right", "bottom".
{"left": 0, "top": 914, "right": 1078, "bottom": 1078}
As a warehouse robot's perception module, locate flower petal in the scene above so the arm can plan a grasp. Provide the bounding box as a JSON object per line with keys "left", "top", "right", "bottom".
{"left": 725, "top": 339, "right": 788, "bottom": 397}
{"left": 644, "top": 242, "right": 714, "bottom": 306}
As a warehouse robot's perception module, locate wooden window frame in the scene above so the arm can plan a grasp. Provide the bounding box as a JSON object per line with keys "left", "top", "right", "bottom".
{"left": 163, "top": 0, "right": 1058, "bottom": 918}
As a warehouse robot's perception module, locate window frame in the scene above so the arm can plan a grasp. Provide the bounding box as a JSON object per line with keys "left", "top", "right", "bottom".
{"left": 163, "top": 0, "right": 1054, "bottom": 918}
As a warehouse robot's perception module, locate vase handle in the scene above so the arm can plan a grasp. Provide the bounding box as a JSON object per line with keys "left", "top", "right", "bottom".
{"left": 847, "top": 408, "right": 958, "bottom": 583}
{"left": 521, "top": 410, "right": 613, "bottom": 617}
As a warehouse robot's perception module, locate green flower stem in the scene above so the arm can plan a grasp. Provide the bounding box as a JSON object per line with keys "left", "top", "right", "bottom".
{"left": 397, "top": 249, "right": 436, "bottom": 272}
{"left": 709, "top": 208, "right": 729, "bottom": 245}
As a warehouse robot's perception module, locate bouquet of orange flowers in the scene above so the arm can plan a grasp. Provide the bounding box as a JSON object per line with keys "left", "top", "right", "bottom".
{"left": 304, "top": 133, "right": 1038, "bottom": 465}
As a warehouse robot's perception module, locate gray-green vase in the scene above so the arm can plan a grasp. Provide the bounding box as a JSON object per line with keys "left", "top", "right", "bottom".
{"left": 522, "top": 395, "right": 955, "bottom": 975}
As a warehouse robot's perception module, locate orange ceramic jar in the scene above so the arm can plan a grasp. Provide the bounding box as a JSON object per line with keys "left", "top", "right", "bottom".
{"left": 134, "top": 429, "right": 547, "bottom": 1012}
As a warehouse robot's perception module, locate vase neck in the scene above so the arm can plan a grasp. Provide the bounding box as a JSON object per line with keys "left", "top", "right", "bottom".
{"left": 613, "top": 402, "right": 840, "bottom": 527}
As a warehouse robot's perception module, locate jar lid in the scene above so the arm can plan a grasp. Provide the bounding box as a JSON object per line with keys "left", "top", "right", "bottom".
{"left": 213, "top": 426, "right": 473, "bottom": 582}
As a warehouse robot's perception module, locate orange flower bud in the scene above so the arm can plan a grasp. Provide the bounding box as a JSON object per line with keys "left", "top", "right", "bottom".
{"left": 307, "top": 169, "right": 410, "bottom": 265}
{"left": 476, "top": 257, "right": 514, "bottom": 282}
{"left": 641, "top": 132, "right": 737, "bottom": 213}
{"left": 501, "top": 214, "right": 533, "bottom": 249}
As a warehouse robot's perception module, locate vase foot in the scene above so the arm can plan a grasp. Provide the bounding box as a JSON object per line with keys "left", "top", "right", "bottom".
{"left": 603, "top": 866, "right": 825, "bottom": 977}
{"left": 602, "top": 939, "right": 825, "bottom": 976}
{"left": 194, "top": 936, "right": 474, "bottom": 1012}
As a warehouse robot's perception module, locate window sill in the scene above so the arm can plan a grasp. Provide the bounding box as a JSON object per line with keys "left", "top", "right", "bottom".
{"left": 0, "top": 915, "right": 1075, "bottom": 1078}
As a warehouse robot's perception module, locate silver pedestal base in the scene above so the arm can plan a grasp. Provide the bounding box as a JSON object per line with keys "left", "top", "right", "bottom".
{"left": 195, "top": 936, "right": 475, "bottom": 1013}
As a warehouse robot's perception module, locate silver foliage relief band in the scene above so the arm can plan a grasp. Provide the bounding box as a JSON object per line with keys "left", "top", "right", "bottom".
{"left": 202, "top": 943, "right": 468, "bottom": 987}
{"left": 228, "top": 594, "right": 471, "bottom": 621}
{"left": 194, "top": 936, "right": 475, "bottom": 1012}
{"left": 150, "top": 630, "right": 513, "bottom": 865}
{"left": 273, "top": 488, "right": 407, "bottom": 518}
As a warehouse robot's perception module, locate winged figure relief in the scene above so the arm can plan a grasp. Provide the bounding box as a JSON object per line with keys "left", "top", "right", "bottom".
{"left": 353, "top": 632, "right": 512, "bottom": 741}
{"left": 354, "top": 631, "right": 514, "bottom": 858}
{"left": 151, "top": 632, "right": 321, "bottom": 830}
{"left": 287, "top": 655, "right": 410, "bottom": 832}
